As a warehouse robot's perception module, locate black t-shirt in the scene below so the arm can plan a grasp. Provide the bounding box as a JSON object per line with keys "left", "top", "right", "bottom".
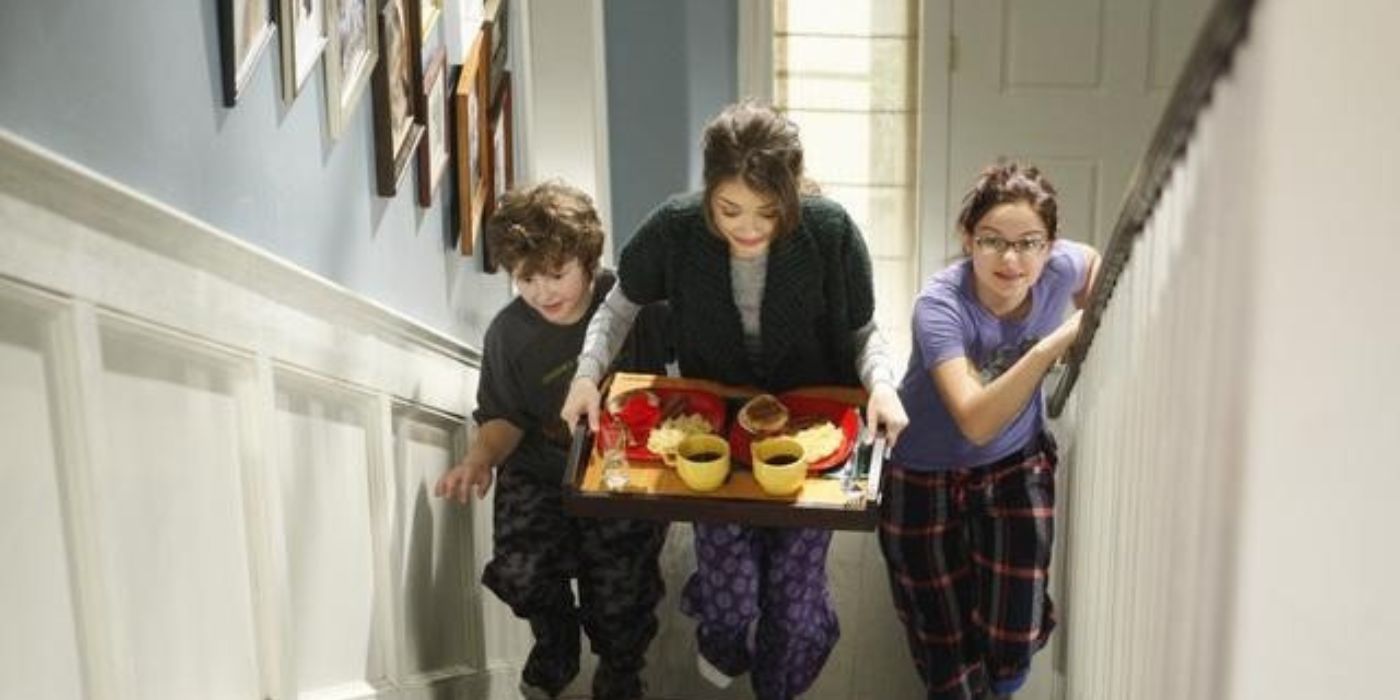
{"left": 473, "top": 270, "right": 671, "bottom": 482}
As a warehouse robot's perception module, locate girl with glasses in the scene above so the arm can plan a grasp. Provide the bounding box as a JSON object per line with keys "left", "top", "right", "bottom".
{"left": 880, "top": 163, "right": 1100, "bottom": 699}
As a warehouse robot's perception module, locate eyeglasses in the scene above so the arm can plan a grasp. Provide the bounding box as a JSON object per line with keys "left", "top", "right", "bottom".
{"left": 972, "top": 236, "right": 1049, "bottom": 256}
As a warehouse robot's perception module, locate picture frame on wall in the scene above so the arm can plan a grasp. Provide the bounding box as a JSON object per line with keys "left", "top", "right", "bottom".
{"left": 484, "top": 0, "right": 508, "bottom": 98}
{"left": 324, "top": 0, "right": 378, "bottom": 139}
{"left": 218, "top": 0, "right": 277, "bottom": 107}
{"left": 442, "top": 0, "right": 483, "bottom": 67}
{"left": 417, "top": 50, "right": 450, "bottom": 207}
{"left": 421, "top": 0, "right": 443, "bottom": 35}
{"left": 454, "top": 30, "right": 491, "bottom": 255}
{"left": 372, "top": 0, "right": 425, "bottom": 196}
{"left": 483, "top": 71, "right": 513, "bottom": 272}
{"left": 488, "top": 72, "right": 513, "bottom": 216}
{"left": 277, "top": 0, "right": 328, "bottom": 102}
{"left": 401, "top": 0, "right": 428, "bottom": 131}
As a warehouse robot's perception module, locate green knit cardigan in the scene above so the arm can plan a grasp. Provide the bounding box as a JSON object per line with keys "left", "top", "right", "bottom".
{"left": 618, "top": 193, "right": 875, "bottom": 392}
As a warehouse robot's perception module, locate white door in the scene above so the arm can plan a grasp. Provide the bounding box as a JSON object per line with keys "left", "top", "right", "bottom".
{"left": 917, "top": 1, "right": 1212, "bottom": 698}
{"left": 922, "top": 0, "right": 1213, "bottom": 265}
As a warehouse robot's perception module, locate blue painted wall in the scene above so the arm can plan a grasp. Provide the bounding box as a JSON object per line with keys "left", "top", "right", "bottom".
{"left": 604, "top": 0, "right": 736, "bottom": 253}
{"left": 0, "top": 0, "right": 506, "bottom": 344}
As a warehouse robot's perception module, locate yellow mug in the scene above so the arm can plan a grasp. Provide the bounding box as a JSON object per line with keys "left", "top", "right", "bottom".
{"left": 668, "top": 434, "right": 731, "bottom": 492}
{"left": 751, "top": 437, "right": 807, "bottom": 496}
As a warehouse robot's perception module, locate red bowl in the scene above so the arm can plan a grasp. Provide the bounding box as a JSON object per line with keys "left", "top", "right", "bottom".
{"left": 729, "top": 393, "right": 859, "bottom": 473}
{"left": 598, "top": 387, "right": 727, "bottom": 462}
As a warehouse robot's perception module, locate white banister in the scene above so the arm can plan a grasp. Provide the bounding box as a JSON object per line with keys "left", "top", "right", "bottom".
{"left": 1053, "top": 0, "right": 1400, "bottom": 697}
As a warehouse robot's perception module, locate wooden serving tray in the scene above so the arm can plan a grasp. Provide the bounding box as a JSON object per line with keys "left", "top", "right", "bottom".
{"left": 562, "top": 373, "right": 887, "bottom": 531}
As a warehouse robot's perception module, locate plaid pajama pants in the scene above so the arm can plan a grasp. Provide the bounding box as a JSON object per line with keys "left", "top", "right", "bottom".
{"left": 878, "top": 433, "right": 1059, "bottom": 700}
{"left": 482, "top": 465, "right": 668, "bottom": 700}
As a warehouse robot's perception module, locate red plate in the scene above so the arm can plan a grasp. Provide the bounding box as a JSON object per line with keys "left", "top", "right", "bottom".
{"left": 728, "top": 393, "right": 859, "bottom": 473}
{"left": 598, "top": 387, "right": 727, "bottom": 462}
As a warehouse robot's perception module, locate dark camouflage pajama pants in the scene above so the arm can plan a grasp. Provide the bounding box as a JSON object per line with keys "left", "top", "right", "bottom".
{"left": 482, "top": 466, "right": 667, "bottom": 700}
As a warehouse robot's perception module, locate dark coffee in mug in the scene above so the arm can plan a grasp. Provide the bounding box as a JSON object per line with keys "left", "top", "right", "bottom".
{"left": 687, "top": 451, "right": 722, "bottom": 462}
{"left": 766, "top": 454, "right": 799, "bottom": 466}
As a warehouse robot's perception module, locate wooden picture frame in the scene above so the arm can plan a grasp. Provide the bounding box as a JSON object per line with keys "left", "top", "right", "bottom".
{"left": 417, "top": 50, "right": 450, "bottom": 207}
{"left": 218, "top": 0, "right": 277, "bottom": 107}
{"left": 483, "top": 71, "right": 513, "bottom": 272}
{"left": 324, "top": 0, "right": 378, "bottom": 139}
{"left": 454, "top": 30, "right": 491, "bottom": 255}
{"left": 276, "top": 0, "right": 328, "bottom": 102}
{"left": 371, "top": 0, "right": 425, "bottom": 196}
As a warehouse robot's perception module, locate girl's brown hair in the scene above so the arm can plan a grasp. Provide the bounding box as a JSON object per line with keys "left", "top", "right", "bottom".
{"left": 486, "top": 180, "right": 605, "bottom": 278}
{"left": 700, "top": 101, "right": 814, "bottom": 238}
{"left": 956, "top": 162, "right": 1060, "bottom": 238}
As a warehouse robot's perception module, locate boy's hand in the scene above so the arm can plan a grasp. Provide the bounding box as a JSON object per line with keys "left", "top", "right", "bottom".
{"left": 434, "top": 459, "right": 493, "bottom": 503}
{"left": 560, "top": 376, "right": 602, "bottom": 432}
{"left": 865, "top": 382, "right": 909, "bottom": 450}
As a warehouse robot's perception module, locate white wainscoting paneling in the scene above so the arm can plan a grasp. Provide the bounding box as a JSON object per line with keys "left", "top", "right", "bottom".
{"left": 0, "top": 129, "right": 481, "bottom": 699}
{"left": 94, "top": 317, "right": 262, "bottom": 700}
{"left": 0, "top": 289, "right": 85, "bottom": 700}
{"left": 389, "top": 404, "right": 473, "bottom": 682}
{"left": 274, "top": 372, "right": 385, "bottom": 698}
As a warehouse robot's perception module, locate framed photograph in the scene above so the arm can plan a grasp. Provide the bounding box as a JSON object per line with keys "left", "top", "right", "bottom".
{"left": 219, "top": 0, "right": 277, "bottom": 107}
{"left": 324, "top": 0, "right": 378, "bottom": 139}
{"left": 454, "top": 30, "right": 491, "bottom": 255}
{"left": 484, "top": 0, "right": 508, "bottom": 98}
{"left": 372, "top": 0, "right": 426, "bottom": 196}
{"left": 277, "top": 0, "right": 328, "bottom": 102}
{"left": 420, "top": 0, "right": 443, "bottom": 35}
{"left": 442, "top": 0, "right": 482, "bottom": 65}
{"left": 488, "top": 72, "right": 513, "bottom": 216}
{"left": 402, "top": 0, "right": 428, "bottom": 128}
{"left": 417, "top": 50, "right": 450, "bottom": 207}
{"left": 482, "top": 72, "right": 512, "bottom": 272}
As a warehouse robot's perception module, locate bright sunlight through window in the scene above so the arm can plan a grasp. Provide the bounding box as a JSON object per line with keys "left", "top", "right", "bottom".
{"left": 771, "top": 0, "right": 920, "bottom": 366}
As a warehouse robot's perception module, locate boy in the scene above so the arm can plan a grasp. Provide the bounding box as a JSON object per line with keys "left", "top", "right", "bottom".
{"left": 435, "top": 181, "right": 669, "bottom": 700}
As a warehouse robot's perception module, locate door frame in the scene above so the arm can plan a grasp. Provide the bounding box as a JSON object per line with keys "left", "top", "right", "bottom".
{"left": 916, "top": 0, "right": 954, "bottom": 283}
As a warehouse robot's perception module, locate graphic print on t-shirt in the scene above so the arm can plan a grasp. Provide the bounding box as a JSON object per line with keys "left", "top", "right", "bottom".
{"left": 976, "top": 336, "right": 1040, "bottom": 383}
{"left": 537, "top": 356, "right": 578, "bottom": 448}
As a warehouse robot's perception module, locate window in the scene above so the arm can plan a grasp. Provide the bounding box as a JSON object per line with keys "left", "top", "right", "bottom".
{"left": 759, "top": 0, "right": 921, "bottom": 364}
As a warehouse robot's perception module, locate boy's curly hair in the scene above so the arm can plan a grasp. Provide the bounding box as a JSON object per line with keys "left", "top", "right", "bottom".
{"left": 486, "top": 180, "right": 605, "bottom": 278}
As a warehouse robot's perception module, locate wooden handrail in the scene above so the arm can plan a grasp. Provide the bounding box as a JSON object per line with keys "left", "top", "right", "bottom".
{"left": 1047, "top": 0, "right": 1258, "bottom": 417}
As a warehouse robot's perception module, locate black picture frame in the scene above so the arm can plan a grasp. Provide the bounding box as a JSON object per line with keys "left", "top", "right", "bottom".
{"left": 218, "top": 0, "right": 277, "bottom": 107}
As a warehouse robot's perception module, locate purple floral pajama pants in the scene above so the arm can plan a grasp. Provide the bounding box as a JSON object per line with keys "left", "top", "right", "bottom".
{"left": 680, "top": 523, "right": 839, "bottom": 700}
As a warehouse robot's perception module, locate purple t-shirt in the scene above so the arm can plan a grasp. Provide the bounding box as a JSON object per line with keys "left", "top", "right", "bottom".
{"left": 891, "top": 241, "right": 1088, "bottom": 471}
